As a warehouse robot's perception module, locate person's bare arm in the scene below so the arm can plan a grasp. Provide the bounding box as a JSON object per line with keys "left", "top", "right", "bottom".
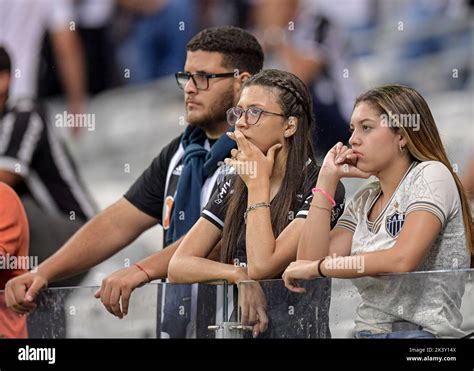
{"left": 96, "top": 235, "right": 182, "bottom": 318}
{"left": 38, "top": 197, "right": 158, "bottom": 282}
{"left": 168, "top": 218, "right": 248, "bottom": 284}
{"left": 284, "top": 211, "right": 443, "bottom": 292}
{"left": 252, "top": 0, "right": 323, "bottom": 84}
{"left": 97, "top": 233, "right": 224, "bottom": 318}
{"left": 50, "top": 29, "right": 87, "bottom": 119}
{"left": 5, "top": 197, "right": 158, "bottom": 313}
{"left": 297, "top": 143, "right": 369, "bottom": 260}
{"left": 244, "top": 180, "right": 306, "bottom": 279}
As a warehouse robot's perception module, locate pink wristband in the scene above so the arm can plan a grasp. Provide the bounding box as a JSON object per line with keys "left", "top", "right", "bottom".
{"left": 312, "top": 188, "right": 336, "bottom": 207}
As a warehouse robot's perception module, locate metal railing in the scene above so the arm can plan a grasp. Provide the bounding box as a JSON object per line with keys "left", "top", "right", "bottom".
{"left": 1, "top": 269, "right": 472, "bottom": 339}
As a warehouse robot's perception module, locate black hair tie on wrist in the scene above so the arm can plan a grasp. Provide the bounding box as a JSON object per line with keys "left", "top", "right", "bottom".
{"left": 317, "top": 257, "right": 327, "bottom": 278}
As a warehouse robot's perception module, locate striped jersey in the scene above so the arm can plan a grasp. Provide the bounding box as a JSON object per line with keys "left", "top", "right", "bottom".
{"left": 335, "top": 161, "right": 470, "bottom": 337}
{"left": 0, "top": 101, "right": 95, "bottom": 220}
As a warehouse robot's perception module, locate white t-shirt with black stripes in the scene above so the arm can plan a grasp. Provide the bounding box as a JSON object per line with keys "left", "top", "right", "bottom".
{"left": 336, "top": 161, "right": 470, "bottom": 337}
{"left": 0, "top": 102, "right": 95, "bottom": 220}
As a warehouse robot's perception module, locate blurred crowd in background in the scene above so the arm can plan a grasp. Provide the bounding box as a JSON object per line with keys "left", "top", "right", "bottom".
{"left": 1, "top": 0, "right": 472, "bottom": 112}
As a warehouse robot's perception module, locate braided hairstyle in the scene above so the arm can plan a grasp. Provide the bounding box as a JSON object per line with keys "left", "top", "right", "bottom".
{"left": 220, "top": 69, "right": 316, "bottom": 267}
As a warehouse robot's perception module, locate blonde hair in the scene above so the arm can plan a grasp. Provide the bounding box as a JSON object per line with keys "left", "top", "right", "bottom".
{"left": 355, "top": 85, "right": 473, "bottom": 262}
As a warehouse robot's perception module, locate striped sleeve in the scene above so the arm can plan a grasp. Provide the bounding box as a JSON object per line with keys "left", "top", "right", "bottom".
{"left": 0, "top": 110, "right": 44, "bottom": 176}
{"left": 406, "top": 202, "right": 446, "bottom": 226}
{"left": 335, "top": 199, "right": 358, "bottom": 233}
{"left": 200, "top": 174, "right": 235, "bottom": 231}
{"left": 201, "top": 209, "right": 224, "bottom": 230}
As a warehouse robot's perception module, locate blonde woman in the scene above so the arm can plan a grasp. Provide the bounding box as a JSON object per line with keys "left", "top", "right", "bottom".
{"left": 283, "top": 85, "right": 472, "bottom": 338}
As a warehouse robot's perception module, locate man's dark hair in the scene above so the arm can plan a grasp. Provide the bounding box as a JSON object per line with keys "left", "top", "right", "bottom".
{"left": 186, "top": 26, "right": 263, "bottom": 75}
{"left": 0, "top": 46, "right": 11, "bottom": 73}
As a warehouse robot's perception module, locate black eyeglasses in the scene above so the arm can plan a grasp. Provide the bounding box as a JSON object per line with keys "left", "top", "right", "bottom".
{"left": 226, "top": 106, "right": 286, "bottom": 127}
{"left": 175, "top": 71, "right": 235, "bottom": 90}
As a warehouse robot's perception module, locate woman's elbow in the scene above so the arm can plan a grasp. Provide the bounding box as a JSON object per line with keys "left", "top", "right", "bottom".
{"left": 247, "top": 263, "right": 274, "bottom": 281}
{"left": 167, "top": 256, "right": 182, "bottom": 283}
{"left": 391, "top": 254, "right": 418, "bottom": 273}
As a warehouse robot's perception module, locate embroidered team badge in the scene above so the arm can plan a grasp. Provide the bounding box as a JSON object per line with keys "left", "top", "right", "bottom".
{"left": 385, "top": 209, "right": 406, "bottom": 238}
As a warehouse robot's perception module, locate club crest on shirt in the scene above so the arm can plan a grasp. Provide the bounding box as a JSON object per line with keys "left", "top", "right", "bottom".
{"left": 385, "top": 209, "right": 406, "bottom": 238}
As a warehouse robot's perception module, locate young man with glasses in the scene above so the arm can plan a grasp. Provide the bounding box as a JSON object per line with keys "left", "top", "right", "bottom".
{"left": 5, "top": 26, "right": 264, "bottom": 338}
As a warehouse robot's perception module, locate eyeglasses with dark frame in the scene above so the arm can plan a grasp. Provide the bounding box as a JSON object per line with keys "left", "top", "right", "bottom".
{"left": 175, "top": 71, "right": 235, "bottom": 90}
{"left": 226, "top": 106, "right": 286, "bottom": 127}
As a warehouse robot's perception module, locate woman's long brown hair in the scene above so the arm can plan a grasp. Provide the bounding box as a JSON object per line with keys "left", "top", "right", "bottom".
{"left": 220, "top": 69, "right": 315, "bottom": 266}
{"left": 355, "top": 85, "right": 473, "bottom": 264}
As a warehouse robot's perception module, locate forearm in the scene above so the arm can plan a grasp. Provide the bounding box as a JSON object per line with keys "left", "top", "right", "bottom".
{"left": 316, "top": 249, "right": 409, "bottom": 279}
{"left": 245, "top": 182, "right": 279, "bottom": 278}
{"left": 168, "top": 256, "right": 244, "bottom": 284}
{"left": 52, "top": 30, "right": 87, "bottom": 105}
{"left": 136, "top": 237, "right": 184, "bottom": 280}
{"left": 297, "top": 175, "right": 339, "bottom": 260}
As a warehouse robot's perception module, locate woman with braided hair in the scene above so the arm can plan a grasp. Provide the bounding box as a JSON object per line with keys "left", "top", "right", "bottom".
{"left": 168, "top": 69, "right": 345, "bottom": 337}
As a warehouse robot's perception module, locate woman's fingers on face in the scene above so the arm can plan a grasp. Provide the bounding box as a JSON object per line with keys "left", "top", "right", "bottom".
{"left": 230, "top": 148, "right": 239, "bottom": 158}
{"left": 335, "top": 148, "right": 352, "bottom": 164}
{"left": 342, "top": 155, "right": 358, "bottom": 167}
{"left": 334, "top": 142, "right": 343, "bottom": 154}
{"left": 233, "top": 130, "right": 251, "bottom": 152}
{"left": 337, "top": 153, "right": 361, "bottom": 169}
{"left": 337, "top": 145, "right": 349, "bottom": 158}
{"left": 226, "top": 131, "right": 236, "bottom": 141}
